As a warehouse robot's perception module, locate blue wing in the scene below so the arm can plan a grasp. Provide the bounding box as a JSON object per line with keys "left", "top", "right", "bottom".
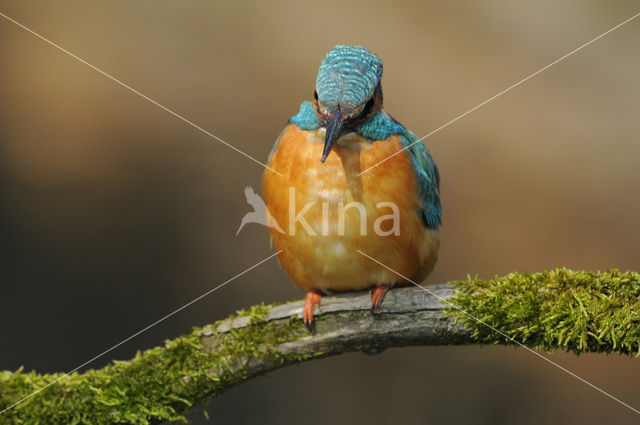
{"left": 400, "top": 131, "right": 442, "bottom": 229}
{"left": 267, "top": 128, "right": 284, "bottom": 162}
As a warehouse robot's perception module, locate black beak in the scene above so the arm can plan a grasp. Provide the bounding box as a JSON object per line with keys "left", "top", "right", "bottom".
{"left": 321, "top": 110, "right": 345, "bottom": 163}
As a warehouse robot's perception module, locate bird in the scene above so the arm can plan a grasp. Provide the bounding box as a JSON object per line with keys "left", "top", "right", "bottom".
{"left": 262, "top": 45, "right": 441, "bottom": 330}
{"left": 236, "top": 186, "right": 284, "bottom": 235}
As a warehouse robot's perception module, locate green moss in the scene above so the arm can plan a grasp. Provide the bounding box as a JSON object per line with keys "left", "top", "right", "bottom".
{"left": 2, "top": 269, "right": 639, "bottom": 423}
{"left": 0, "top": 304, "right": 312, "bottom": 425}
{"left": 449, "top": 268, "right": 640, "bottom": 355}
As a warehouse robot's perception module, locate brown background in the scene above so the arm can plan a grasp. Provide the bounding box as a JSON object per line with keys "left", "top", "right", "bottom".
{"left": 1, "top": 1, "right": 639, "bottom": 424}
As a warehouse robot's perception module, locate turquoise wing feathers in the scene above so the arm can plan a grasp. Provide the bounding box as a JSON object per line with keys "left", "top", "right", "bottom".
{"left": 401, "top": 131, "right": 442, "bottom": 229}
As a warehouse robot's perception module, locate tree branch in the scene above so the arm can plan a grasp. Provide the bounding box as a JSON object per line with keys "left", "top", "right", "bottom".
{"left": 1, "top": 269, "right": 638, "bottom": 424}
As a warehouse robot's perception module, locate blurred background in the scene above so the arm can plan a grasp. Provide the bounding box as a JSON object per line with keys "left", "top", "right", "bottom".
{"left": 1, "top": 1, "right": 639, "bottom": 423}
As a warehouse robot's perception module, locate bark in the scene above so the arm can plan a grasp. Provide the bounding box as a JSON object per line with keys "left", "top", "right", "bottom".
{"left": 2, "top": 268, "right": 638, "bottom": 424}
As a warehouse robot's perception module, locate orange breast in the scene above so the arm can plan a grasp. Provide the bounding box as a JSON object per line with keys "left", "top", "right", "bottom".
{"left": 262, "top": 124, "right": 439, "bottom": 293}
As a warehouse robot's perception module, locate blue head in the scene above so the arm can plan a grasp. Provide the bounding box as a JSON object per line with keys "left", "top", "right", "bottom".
{"left": 314, "top": 45, "right": 383, "bottom": 162}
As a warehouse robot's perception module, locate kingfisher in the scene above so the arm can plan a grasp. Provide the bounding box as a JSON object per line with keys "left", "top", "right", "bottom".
{"left": 263, "top": 45, "right": 441, "bottom": 330}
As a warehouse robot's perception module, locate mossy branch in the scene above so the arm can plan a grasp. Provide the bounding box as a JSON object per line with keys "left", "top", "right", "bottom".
{"left": 1, "top": 269, "right": 639, "bottom": 424}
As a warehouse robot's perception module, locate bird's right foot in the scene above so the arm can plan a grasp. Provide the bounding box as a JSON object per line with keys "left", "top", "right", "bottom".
{"left": 370, "top": 284, "right": 390, "bottom": 314}
{"left": 303, "top": 291, "right": 322, "bottom": 332}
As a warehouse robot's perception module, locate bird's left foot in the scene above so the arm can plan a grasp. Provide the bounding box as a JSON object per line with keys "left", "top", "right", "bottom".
{"left": 303, "top": 291, "right": 322, "bottom": 332}
{"left": 370, "top": 284, "right": 389, "bottom": 314}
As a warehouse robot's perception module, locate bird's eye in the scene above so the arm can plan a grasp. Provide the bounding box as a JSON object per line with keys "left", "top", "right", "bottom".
{"left": 313, "top": 91, "right": 318, "bottom": 101}
{"left": 362, "top": 97, "right": 375, "bottom": 115}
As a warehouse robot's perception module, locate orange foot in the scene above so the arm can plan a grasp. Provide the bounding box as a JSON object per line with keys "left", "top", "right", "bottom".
{"left": 303, "top": 291, "right": 322, "bottom": 332}
{"left": 370, "top": 284, "right": 390, "bottom": 314}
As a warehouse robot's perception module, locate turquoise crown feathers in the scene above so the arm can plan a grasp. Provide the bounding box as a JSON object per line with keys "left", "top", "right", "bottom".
{"left": 315, "top": 45, "right": 383, "bottom": 116}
